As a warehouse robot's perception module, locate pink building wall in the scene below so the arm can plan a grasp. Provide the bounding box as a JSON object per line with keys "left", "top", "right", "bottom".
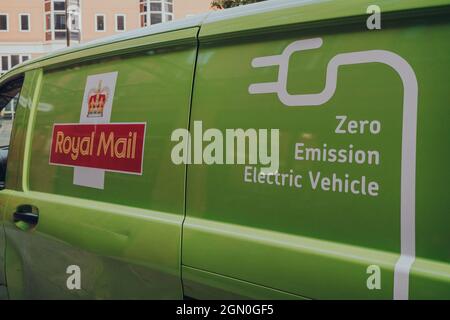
{"left": 0, "top": 0, "right": 214, "bottom": 45}
{"left": 174, "top": 0, "right": 212, "bottom": 19}
{"left": 80, "top": 0, "right": 140, "bottom": 42}
{"left": 0, "top": 0, "right": 213, "bottom": 72}
{"left": 0, "top": 0, "right": 44, "bottom": 43}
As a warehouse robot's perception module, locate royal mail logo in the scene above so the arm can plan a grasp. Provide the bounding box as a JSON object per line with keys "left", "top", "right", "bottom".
{"left": 87, "top": 80, "right": 109, "bottom": 118}
{"left": 49, "top": 72, "right": 147, "bottom": 189}
{"left": 50, "top": 123, "right": 146, "bottom": 174}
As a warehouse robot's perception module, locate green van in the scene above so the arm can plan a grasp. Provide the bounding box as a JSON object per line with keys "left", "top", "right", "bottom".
{"left": 0, "top": 0, "right": 449, "bottom": 300}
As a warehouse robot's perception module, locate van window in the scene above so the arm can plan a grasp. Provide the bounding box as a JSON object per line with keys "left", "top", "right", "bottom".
{"left": 28, "top": 35, "right": 197, "bottom": 212}
{"left": 0, "top": 75, "right": 24, "bottom": 189}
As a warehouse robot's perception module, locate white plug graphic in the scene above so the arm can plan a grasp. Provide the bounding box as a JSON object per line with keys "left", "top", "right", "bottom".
{"left": 249, "top": 38, "right": 419, "bottom": 300}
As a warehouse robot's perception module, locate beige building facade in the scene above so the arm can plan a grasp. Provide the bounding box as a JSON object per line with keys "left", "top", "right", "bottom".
{"left": 174, "top": 0, "right": 212, "bottom": 18}
{"left": 0, "top": 0, "right": 212, "bottom": 74}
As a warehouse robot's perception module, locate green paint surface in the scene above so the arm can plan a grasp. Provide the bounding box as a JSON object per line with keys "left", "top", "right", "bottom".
{"left": 0, "top": 0, "right": 448, "bottom": 299}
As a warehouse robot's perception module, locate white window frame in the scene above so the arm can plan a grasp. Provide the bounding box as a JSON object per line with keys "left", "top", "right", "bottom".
{"left": 115, "top": 14, "right": 126, "bottom": 32}
{"left": 19, "top": 13, "right": 31, "bottom": 32}
{"left": 21, "top": 54, "right": 31, "bottom": 63}
{"left": 95, "top": 14, "right": 106, "bottom": 32}
{"left": 77, "top": 0, "right": 83, "bottom": 41}
{"left": 0, "top": 13, "right": 9, "bottom": 32}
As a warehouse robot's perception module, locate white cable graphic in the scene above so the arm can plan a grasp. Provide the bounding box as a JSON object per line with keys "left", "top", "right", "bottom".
{"left": 249, "top": 38, "right": 418, "bottom": 300}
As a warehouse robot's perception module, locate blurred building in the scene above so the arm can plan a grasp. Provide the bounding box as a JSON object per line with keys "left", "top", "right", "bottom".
{"left": 0, "top": 0, "right": 212, "bottom": 74}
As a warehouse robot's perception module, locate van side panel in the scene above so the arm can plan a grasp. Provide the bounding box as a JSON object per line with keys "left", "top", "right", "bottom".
{"left": 3, "top": 28, "right": 198, "bottom": 299}
{"left": 183, "top": 10, "right": 450, "bottom": 299}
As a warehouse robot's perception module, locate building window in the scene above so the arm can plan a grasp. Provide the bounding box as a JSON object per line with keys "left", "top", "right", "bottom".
{"left": 0, "top": 14, "right": 8, "bottom": 32}
{"left": 115, "top": 14, "right": 126, "bottom": 32}
{"left": 150, "top": 3, "right": 162, "bottom": 11}
{"left": 10, "top": 56, "right": 20, "bottom": 68}
{"left": 0, "top": 55, "right": 31, "bottom": 74}
{"left": 54, "top": 13, "right": 66, "bottom": 40}
{"left": 1, "top": 56, "right": 8, "bottom": 72}
{"left": 53, "top": 1, "right": 66, "bottom": 11}
{"left": 44, "top": 0, "right": 80, "bottom": 42}
{"left": 54, "top": 13, "right": 66, "bottom": 30}
{"left": 165, "top": 1, "right": 173, "bottom": 13}
{"left": 19, "top": 14, "right": 30, "bottom": 32}
{"left": 95, "top": 14, "right": 105, "bottom": 32}
{"left": 139, "top": 0, "right": 173, "bottom": 27}
{"left": 150, "top": 13, "right": 162, "bottom": 25}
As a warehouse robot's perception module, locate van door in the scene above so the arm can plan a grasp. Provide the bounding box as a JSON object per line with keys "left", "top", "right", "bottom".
{"left": 0, "top": 72, "right": 28, "bottom": 299}
{"left": 182, "top": 3, "right": 450, "bottom": 299}
{"left": 2, "top": 28, "right": 198, "bottom": 299}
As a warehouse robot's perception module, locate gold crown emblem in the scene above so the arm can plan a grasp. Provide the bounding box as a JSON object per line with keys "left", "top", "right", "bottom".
{"left": 87, "top": 81, "right": 108, "bottom": 118}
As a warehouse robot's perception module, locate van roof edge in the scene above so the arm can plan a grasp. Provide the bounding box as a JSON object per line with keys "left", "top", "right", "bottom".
{"left": 200, "top": 0, "right": 450, "bottom": 38}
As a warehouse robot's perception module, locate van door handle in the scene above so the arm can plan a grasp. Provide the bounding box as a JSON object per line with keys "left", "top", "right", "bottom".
{"left": 13, "top": 204, "right": 39, "bottom": 226}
